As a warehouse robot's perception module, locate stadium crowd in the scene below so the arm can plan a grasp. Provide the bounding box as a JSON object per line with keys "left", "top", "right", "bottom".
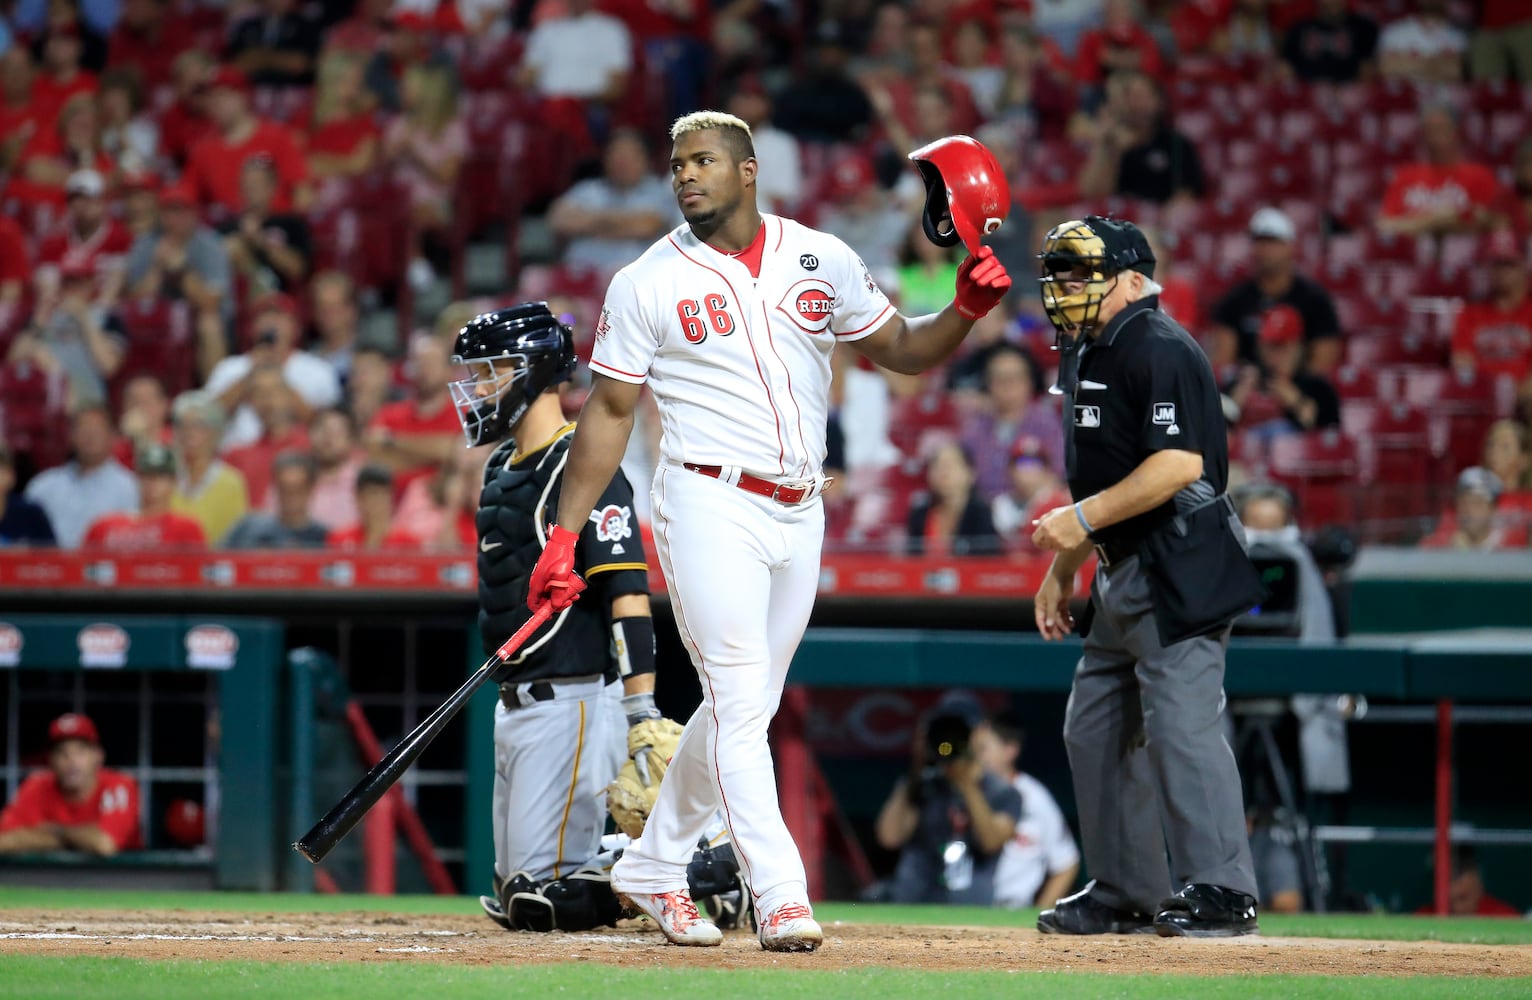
{"left": 0, "top": 0, "right": 1530, "bottom": 557}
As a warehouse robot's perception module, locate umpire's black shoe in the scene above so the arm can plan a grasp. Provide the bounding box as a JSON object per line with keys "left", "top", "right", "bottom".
{"left": 1153, "top": 883, "right": 1259, "bottom": 938}
{"left": 1038, "top": 884, "right": 1155, "bottom": 935}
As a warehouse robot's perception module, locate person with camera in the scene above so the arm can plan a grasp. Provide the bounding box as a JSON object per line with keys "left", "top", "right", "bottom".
{"left": 874, "top": 693, "right": 1022, "bottom": 905}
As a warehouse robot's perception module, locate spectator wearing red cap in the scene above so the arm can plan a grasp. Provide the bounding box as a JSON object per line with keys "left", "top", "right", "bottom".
{"left": 228, "top": 0, "right": 323, "bottom": 88}
{"left": 1210, "top": 207, "right": 1344, "bottom": 375}
{"left": 108, "top": 0, "right": 196, "bottom": 90}
{"left": 1226, "top": 304, "right": 1341, "bottom": 441}
{"left": 82, "top": 442, "right": 208, "bottom": 550}
{"left": 1450, "top": 231, "right": 1532, "bottom": 385}
{"left": 0, "top": 712, "right": 143, "bottom": 855}
{"left": 204, "top": 292, "right": 343, "bottom": 450}
{"left": 814, "top": 152, "right": 909, "bottom": 274}
{"left": 183, "top": 66, "right": 309, "bottom": 218}
{"left": 158, "top": 50, "right": 216, "bottom": 167}
{"left": 123, "top": 180, "right": 233, "bottom": 379}
{"left": 992, "top": 434, "right": 1072, "bottom": 548}
{"left": 219, "top": 157, "right": 311, "bottom": 296}
{"left": 1378, "top": 106, "right": 1505, "bottom": 238}
{"left": 1074, "top": 0, "right": 1164, "bottom": 86}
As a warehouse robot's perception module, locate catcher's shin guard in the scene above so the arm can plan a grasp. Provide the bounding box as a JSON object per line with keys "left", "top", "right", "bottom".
{"left": 498, "top": 864, "right": 625, "bottom": 932}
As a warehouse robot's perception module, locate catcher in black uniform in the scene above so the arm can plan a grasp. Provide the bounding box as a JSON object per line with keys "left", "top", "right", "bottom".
{"left": 450, "top": 302, "right": 743, "bottom": 932}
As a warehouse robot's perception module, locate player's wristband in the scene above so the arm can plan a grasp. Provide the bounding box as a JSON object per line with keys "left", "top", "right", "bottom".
{"left": 612, "top": 615, "right": 656, "bottom": 680}
{"left": 621, "top": 692, "right": 662, "bottom": 728}
{"left": 1074, "top": 502, "right": 1095, "bottom": 536}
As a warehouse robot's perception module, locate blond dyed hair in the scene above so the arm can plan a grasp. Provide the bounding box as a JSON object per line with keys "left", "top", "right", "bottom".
{"left": 670, "top": 111, "right": 755, "bottom": 162}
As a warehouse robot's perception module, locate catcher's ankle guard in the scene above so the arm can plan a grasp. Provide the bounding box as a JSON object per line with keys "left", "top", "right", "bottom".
{"left": 688, "top": 840, "right": 753, "bottom": 931}
{"left": 497, "top": 866, "right": 625, "bottom": 933}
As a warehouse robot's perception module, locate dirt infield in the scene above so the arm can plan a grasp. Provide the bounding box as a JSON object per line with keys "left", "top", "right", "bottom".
{"left": 2, "top": 908, "right": 1530, "bottom": 977}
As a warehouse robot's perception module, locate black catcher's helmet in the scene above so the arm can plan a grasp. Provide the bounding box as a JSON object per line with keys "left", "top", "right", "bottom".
{"left": 449, "top": 302, "right": 576, "bottom": 447}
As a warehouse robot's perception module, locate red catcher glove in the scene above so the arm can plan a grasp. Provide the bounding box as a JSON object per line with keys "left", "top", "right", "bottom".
{"left": 527, "top": 524, "right": 587, "bottom": 613}
{"left": 953, "top": 245, "right": 1012, "bottom": 320}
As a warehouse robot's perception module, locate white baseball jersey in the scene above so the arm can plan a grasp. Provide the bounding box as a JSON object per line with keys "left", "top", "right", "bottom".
{"left": 589, "top": 215, "right": 895, "bottom": 479}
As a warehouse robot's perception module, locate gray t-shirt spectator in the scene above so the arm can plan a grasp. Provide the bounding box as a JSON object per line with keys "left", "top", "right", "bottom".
{"left": 888, "top": 771, "right": 1024, "bottom": 905}
{"left": 560, "top": 176, "right": 680, "bottom": 275}
{"left": 222, "top": 513, "right": 329, "bottom": 549}
{"left": 124, "top": 226, "right": 234, "bottom": 322}
{"left": 24, "top": 459, "right": 139, "bottom": 549}
{"left": 37, "top": 307, "right": 127, "bottom": 408}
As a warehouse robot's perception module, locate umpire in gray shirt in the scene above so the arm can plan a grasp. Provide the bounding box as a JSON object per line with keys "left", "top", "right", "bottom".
{"left": 1027, "top": 217, "right": 1262, "bottom": 938}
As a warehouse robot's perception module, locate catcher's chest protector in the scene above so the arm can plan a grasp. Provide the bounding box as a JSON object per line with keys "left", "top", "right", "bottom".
{"left": 476, "top": 437, "right": 567, "bottom": 656}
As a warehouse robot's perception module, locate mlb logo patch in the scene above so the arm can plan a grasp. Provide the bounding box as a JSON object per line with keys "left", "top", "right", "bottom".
{"left": 1152, "top": 402, "right": 1177, "bottom": 425}
{"left": 1075, "top": 405, "right": 1101, "bottom": 428}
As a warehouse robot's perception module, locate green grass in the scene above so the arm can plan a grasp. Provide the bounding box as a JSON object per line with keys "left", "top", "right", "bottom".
{"left": 0, "top": 957, "right": 1528, "bottom": 1000}
{"left": 3, "top": 888, "right": 1531, "bottom": 946}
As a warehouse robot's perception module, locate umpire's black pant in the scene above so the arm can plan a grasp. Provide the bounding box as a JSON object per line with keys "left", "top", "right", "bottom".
{"left": 1064, "top": 554, "right": 1258, "bottom": 914}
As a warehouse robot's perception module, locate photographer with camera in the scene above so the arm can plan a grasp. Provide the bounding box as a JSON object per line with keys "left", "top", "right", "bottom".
{"left": 874, "top": 692, "right": 1022, "bottom": 904}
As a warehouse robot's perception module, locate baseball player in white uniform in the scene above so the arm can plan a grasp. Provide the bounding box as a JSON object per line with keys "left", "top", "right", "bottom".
{"left": 527, "top": 111, "right": 1013, "bottom": 951}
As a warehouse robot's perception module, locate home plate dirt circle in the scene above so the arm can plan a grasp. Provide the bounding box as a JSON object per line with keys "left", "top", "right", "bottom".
{"left": 1, "top": 909, "right": 1529, "bottom": 977}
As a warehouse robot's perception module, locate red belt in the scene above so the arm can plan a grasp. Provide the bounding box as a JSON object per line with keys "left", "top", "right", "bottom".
{"left": 683, "top": 464, "right": 817, "bottom": 505}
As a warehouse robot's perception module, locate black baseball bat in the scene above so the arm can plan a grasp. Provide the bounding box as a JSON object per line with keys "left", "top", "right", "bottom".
{"left": 293, "top": 604, "right": 554, "bottom": 863}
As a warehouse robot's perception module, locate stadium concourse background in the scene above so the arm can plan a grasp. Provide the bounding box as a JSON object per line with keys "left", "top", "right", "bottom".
{"left": 2, "top": 0, "right": 1532, "bottom": 916}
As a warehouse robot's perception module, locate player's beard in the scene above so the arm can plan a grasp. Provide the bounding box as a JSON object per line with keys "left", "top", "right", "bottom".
{"left": 684, "top": 193, "right": 738, "bottom": 239}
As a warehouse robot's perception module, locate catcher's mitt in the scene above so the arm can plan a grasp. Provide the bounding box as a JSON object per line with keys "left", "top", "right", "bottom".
{"left": 607, "top": 717, "right": 683, "bottom": 839}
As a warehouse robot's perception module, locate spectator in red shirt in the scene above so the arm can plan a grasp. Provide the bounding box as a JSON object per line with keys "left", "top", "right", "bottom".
{"left": 365, "top": 332, "right": 462, "bottom": 497}
{"left": 326, "top": 462, "right": 416, "bottom": 549}
{"left": 1421, "top": 467, "right": 1528, "bottom": 550}
{"left": 15, "top": 94, "right": 116, "bottom": 213}
{"left": 34, "top": 169, "right": 131, "bottom": 308}
{"left": 1450, "top": 230, "right": 1532, "bottom": 385}
{"left": 388, "top": 447, "right": 479, "bottom": 551}
{"left": 158, "top": 50, "right": 215, "bottom": 168}
{"left": 0, "top": 712, "right": 142, "bottom": 855}
{"left": 304, "top": 51, "right": 380, "bottom": 191}
{"left": 112, "top": 372, "right": 174, "bottom": 467}
{"left": 183, "top": 66, "right": 309, "bottom": 220}
{"left": 1074, "top": 0, "right": 1164, "bottom": 86}
{"left": 0, "top": 48, "right": 39, "bottom": 176}
{"left": 82, "top": 442, "right": 208, "bottom": 550}
{"left": 864, "top": 20, "right": 983, "bottom": 145}
{"left": 108, "top": 0, "right": 195, "bottom": 90}
{"left": 1416, "top": 844, "right": 1523, "bottom": 917}
{"left": 30, "top": 25, "right": 99, "bottom": 125}
{"left": 223, "top": 366, "right": 312, "bottom": 508}
{"left": 1379, "top": 106, "right": 1505, "bottom": 237}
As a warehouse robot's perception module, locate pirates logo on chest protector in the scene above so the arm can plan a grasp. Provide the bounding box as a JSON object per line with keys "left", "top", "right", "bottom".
{"left": 778, "top": 278, "right": 837, "bottom": 333}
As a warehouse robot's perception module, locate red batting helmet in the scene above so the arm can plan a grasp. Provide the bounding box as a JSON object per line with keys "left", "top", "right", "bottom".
{"left": 908, "top": 135, "right": 1011, "bottom": 255}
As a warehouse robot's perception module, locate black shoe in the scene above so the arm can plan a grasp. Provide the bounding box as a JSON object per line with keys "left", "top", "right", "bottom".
{"left": 1038, "top": 884, "right": 1156, "bottom": 935}
{"left": 1153, "top": 883, "right": 1259, "bottom": 938}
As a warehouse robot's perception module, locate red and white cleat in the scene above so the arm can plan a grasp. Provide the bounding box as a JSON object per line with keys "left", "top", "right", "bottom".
{"left": 757, "top": 902, "right": 823, "bottom": 952}
{"left": 619, "top": 889, "right": 723, "bottom": 947}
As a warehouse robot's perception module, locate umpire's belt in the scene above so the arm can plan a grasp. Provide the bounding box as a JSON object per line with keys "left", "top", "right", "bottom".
{"left": 499, "top": 673, "right": 605, "bottom": 710}
{"left": 683, "top": 463, "right": 828, "bottom": 505}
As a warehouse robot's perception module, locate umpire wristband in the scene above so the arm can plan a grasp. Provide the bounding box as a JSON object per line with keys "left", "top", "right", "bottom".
{"left": 1074, "top": 501, "right": 1095, "bottom": 536}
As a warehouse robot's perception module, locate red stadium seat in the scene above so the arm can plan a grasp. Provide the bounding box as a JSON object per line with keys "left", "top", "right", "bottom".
{"left": 1354, "top": 402, "right": 1435, "bottom": 537}
{"left": 0, "top": 364, "right": 70, "bottom": 471}
{"left": 111, "top": 298, "right": 199, "bottom": 408}
{"left": 1268, "top": 430, "right": 1361, "bottom": 529}
{"left": 1332, "top": 365, "right": 1380, "bottom": 402}
{"left": 886, "top": 391, "right": 960, "bottom": 458}
{"left": 1412, "top": 368, "right": 1506, "bottom": 475}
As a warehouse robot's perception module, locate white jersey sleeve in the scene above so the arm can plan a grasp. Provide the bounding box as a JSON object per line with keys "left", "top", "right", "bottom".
{"left": 828, "top": 242, "right": 896, "bottom": 343}
{"left": 589, "top": 270, "right": 657, "bottom": 385}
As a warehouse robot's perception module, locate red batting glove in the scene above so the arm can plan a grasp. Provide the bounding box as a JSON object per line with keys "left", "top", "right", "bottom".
{"left": 953, "top": 245, "right": 1013, "bottom": 320}
{"left": 527, "top": 524, "right": 587, "bottom": 613}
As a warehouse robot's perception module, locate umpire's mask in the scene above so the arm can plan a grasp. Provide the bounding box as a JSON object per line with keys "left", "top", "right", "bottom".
{"left": 449, "top": 302, "right": 576, "bottom": 447}
{"left": 1036, "top": 215, "right": 1156, "bottom": 339}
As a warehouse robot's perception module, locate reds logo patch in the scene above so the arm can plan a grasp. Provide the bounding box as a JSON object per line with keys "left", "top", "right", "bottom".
{"left": 590, "top": 504, "right": 633, "bottom": 545}
{"left": 777, "top": 279, "right": 837, "bottom": 333}
{"left": 594, "top": 307, "right": 612, "bottom": 343}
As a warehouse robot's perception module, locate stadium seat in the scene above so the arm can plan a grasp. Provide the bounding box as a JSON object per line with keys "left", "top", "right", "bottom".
{"left": 1332, "top": 365, "right": 1380, "bottom": 402}
{"left": 1268, "top": 430, "right": 1361, "bottom": 529}
{"left": 0, "top": 364, "right": 70, "bottom": 471}
{"left": 1410, "top": 368, "right": 1505, "bottom": 475}
{"left": 111, "top": 298, "right": 199, "bottom": 408}
{"left": 1354, "top": 402, "right": 1435, "bottom": 539}
{"left": 886, "top": 391, "right": 960, "bottom": 458}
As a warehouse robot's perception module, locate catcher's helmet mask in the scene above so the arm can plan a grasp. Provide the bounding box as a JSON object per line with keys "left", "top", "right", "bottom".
{"left": 450, "top": 302, "right": 577, "bottom": 448}
{"left": 1036, "top": 215, "right": 1156, "bottom": 341}
{"left": 908, "top": 135, "right": 1011, "bottom": 255}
